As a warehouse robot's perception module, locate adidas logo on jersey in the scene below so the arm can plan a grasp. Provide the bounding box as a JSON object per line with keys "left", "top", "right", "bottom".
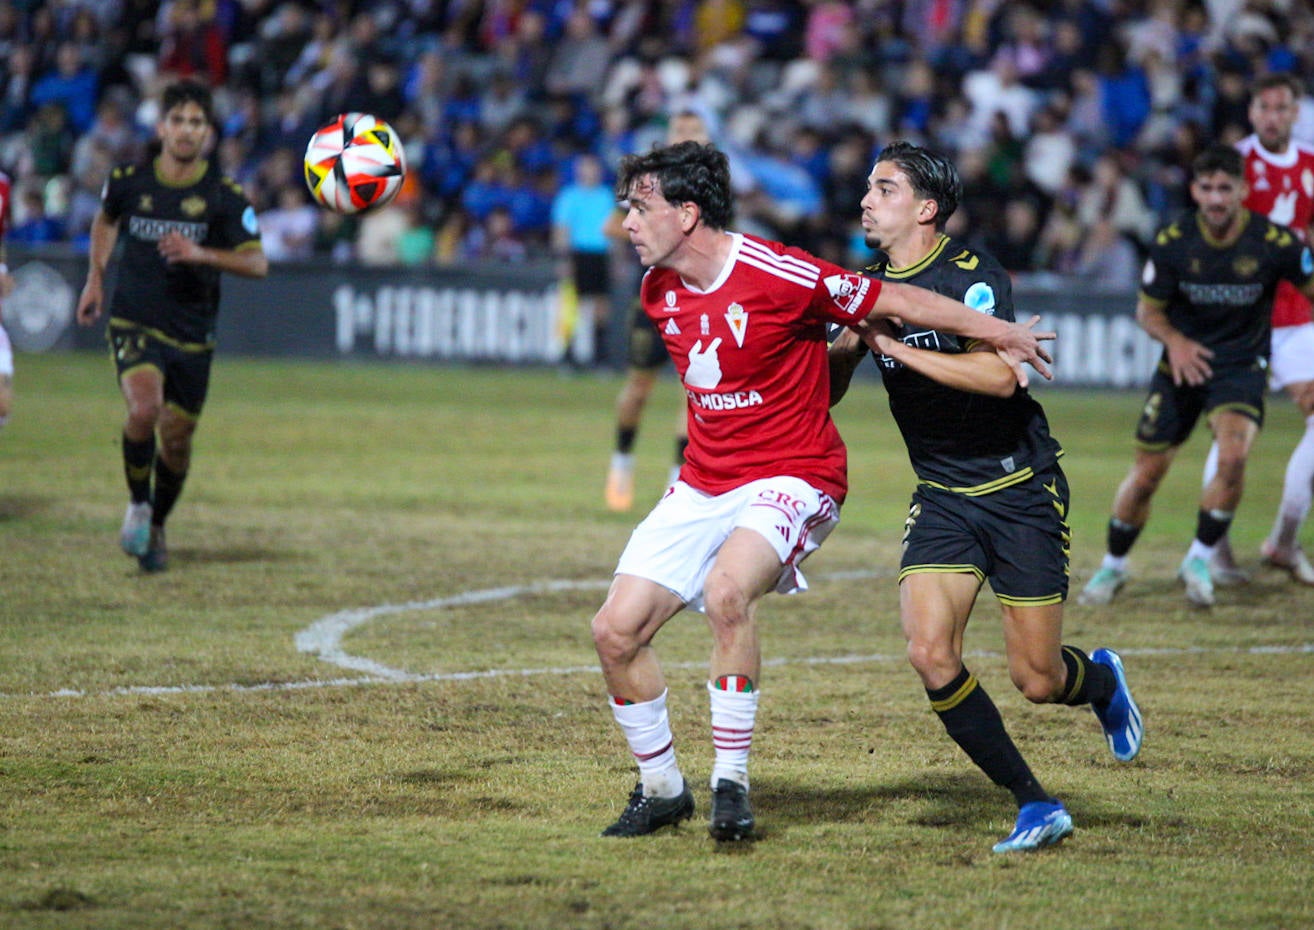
{"left": 664, "top": 319, "right": 680, "bottom": 335}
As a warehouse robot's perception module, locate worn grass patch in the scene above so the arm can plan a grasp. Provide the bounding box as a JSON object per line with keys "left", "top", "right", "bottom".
{"left": 1, "top": 353, "right": 1312, "bottom": 929}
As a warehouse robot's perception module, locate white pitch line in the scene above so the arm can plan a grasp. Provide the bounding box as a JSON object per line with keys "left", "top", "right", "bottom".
{"left": 5, "top": 571, "right": 1313, "bottom": 701}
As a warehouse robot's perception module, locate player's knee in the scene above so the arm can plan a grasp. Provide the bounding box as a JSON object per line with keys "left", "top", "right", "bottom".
{"left": 590, "top": 608, "right": 639, "bottom": 665}
{"left": 125, "top": 398, "right": 163, "bottom": 430}
{"left": 703, "top": 578, "right": 752, "bottom": 629}
{"left": 905, "top": 637, "right": 957, "bottom": 682}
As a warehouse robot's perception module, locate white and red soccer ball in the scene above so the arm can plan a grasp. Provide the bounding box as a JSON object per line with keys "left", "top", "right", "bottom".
{"left": 303, "top": 113, "right": 406, "bottom": 214}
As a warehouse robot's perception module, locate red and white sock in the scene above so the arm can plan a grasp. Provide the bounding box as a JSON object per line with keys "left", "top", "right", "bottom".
{"left": 708, "top": 676, "right": 758, "bottom": 789}
{"left": 610, "top": 689, "right": 684, "bottom": 798}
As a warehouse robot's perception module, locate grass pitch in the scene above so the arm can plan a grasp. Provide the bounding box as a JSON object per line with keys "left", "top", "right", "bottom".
{"left": 1, "top": 352, "right": 1312, "bottom": 929}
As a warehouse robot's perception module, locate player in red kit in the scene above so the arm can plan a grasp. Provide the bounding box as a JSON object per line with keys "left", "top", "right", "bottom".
{"left": 1206, "top": 73, "right": 1314, "bottom": 585}
{"left": 591, "top": 140, "right": 1052, "bottom": 842}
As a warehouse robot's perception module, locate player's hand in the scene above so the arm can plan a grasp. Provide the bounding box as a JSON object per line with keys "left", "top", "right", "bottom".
{"left": 996, "top": 315, "right": 1055, "bottom": 387}
{"left": 75, "top": 280, "right": 103, "bottom": 326}
{"left": 1167, "top": 335, "right": 1213, "bottom": 386}
{"left": 158, "top": 230, "right": 203, "bottom": 265}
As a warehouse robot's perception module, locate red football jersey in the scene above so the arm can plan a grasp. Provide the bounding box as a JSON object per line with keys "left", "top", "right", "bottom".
{"left": 640, "top": 233, "right": 883, "bottom": 503}
{"left": 0, "top": 170, "right": 10, "bottom": 240}
{"left": 1238, "top": 134, "right": 1314, "bottom": 328}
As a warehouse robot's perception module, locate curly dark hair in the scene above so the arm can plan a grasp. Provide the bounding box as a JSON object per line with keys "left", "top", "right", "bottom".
{"left": 615, "top": 141, "right": 733, "bottom": 231}
{"left": 161, "top": 78, "right": 216, "bottom": 128}
{"left": 1192, "top": 142, "right": 1243, "bottom": 180}
{"left": 874, "top": 140, "right": 962, "bottom": 230}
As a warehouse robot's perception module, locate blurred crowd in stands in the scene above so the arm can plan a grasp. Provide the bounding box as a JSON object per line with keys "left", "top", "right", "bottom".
{"left": 3, "top": 0, "right": 1314, "bottom": 291}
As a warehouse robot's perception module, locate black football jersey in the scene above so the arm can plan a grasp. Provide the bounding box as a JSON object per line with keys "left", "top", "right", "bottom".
{"left": 1140, "top": 209, "right": 1314, "bottom": 369}
{"left": 863, "top": 235, "right": 1062, "bottom": 494}
{"left": 103, "top": 159, "right": 262, "bottom": 346}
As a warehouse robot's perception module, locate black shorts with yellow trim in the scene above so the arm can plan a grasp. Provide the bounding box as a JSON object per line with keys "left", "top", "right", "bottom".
{"left": 898, "top": 466, "right": 1071, "bottom": 605}
{"left": 108, "top": 319, "right": 214, "bottom": 419}
{"left": 1134, "top": 361, "right": 1266, "bottom": 450}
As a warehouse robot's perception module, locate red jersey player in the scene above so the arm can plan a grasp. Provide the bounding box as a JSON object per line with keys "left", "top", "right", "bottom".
{"left": 590, "top": 140, "right": 1052, "bottom": 842}
{"left": 1206, "top": 73, "right": 1314, "bottom": 585}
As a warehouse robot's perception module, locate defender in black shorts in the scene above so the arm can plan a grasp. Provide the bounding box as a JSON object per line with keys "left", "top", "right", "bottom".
{"left": 1080, "top": 143, "right": 1314, "bottom": 608}
{"left": 76, "top": 78, "right": 267, "bottom": 572}
{"left": 831, "top": 142, "right": 1141, "bottom": 854}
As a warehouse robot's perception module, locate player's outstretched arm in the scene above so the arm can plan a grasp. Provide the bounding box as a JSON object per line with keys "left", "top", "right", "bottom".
{"left": 869, "top": 332, "right": 1016, "bottom": 397}
{"left": 867, "top": 280, "right": 1053, "bottom": 386}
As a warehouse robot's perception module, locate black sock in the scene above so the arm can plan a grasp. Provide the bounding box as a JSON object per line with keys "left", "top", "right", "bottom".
{"left": 151, "top": 459, "right": 187, "bottom": 524}
{"left": 928, "top": 666, "right": 1049, "bottom": 807}
{"left": 1058, "top": 646, "right": 1116, "bottom": 707}
{"left": 617, "top": 427, "right": 637, "bottom": 455}
{"left": 122, "top": 434, "right": 155, "bottom": 504}
{"left": 1107, "top": 518, "right": 1141, "bottom": 558}
{"left": 1195, "top": 508, "right": 1232, "bottom": 547}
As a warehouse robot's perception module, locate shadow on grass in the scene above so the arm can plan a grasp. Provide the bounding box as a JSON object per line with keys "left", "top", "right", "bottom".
{"left": 167, "top": 545, "right": 296, "bottom": 566}
{"left": 0, "top": 494, "right": 49, "bottom": 521}
{"left": 751, "top": 771, "right": 1153, "bottom": 839}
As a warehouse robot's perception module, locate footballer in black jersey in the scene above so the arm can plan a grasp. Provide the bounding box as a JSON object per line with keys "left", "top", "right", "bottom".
{"left": 861, "top": 234, "right": 1062, "bottom": 496}
{"left": 1081, "top": 143, "right": 1314, "bottom": 611}
{"left": 76, "top": 79, "right": 267, "bottom": 573}
{"left": 830, "top": 141, "right": 1140, "bottom": 854}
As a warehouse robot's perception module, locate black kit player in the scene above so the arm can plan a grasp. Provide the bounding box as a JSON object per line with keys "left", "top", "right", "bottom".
{"left": 1079, "top": 143, "right": 1314, "bottom": 608}
{"left": 76, "top": 78, "right": 268, "bottom": 572}
{"left": 829, "top": 142, "right": 1142, "bottom": 853}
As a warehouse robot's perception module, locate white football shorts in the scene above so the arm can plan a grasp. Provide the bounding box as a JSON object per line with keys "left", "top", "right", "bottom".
{"left": 1269, "top": 322, "right": 1314, "bottom": 391}
{"left": 615, "top": 476, "right": 840, "bottom": 611}
{"left": 0, "top": 322, "right": 12, "bottom": 378}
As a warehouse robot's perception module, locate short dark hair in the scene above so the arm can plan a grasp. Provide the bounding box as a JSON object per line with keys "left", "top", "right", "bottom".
{"left": 161, "top": 78, "right": 215, "bottom": 127}
{"left": 615, "top": 141, "right": 733, "bottom": 231}
{"left": 875, "top": 140, "right": 963, "bottom": 230}
{"left": 1192, "top": 143, "right": 1244, "bottom": 179}
{"left": 1252, "top": 72, "right": 1303, "bottom": 101}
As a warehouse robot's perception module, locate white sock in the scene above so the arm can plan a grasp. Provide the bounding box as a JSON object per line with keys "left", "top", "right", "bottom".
{"left": 1187, "top": 539, "right": 1215, "bottom": 562}
{"left": 1101, "top": 553, "right": 1129, "bottom": 572}
{"left": 610, "top": 451, "right": 634, "bottom": 472}
{"left": 610, "top": 690, "right": 683, "bottom": 798}
{"left": 1271, "top": 414, "right": 1314, "bottom": 553}
{"left": 1202, "top": 440, "right": 1219, "bottom": 488}
{"left": 708, "top": 680, "right": 758, "bottom": 789}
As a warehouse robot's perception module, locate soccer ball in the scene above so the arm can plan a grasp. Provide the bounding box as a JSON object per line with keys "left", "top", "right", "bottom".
{"left": 303, "top": 113, "right": 406, "bottom": 214}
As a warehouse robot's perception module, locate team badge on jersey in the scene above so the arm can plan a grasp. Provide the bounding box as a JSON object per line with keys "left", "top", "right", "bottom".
{"left": 182, "top": 195, "right": 206, "bottom": 218}
{"left": 725, "top": 303, "right": 748, "bottom": 347}
{"left": 823, "top": 273, "right": 871, "bottom": 316}
{"left": 963, "top": 281, "right": 996, "bottom": 314}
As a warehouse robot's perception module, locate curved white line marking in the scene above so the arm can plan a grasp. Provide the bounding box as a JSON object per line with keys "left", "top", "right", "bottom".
{"left": 293, "top": 579, "right": 611, "bottom": 680}
{"left": 5, "top": 569, "right": 1312, "bottom": 700}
